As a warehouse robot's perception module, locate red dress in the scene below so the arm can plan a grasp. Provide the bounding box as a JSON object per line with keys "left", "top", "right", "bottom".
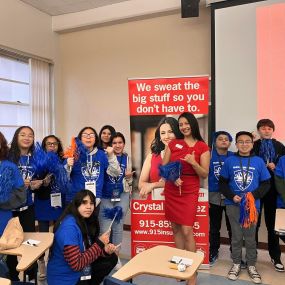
{"left": 145, "top": 153, "right": 162, "bottom": 200}
{"left": 164, "top": 139, "right": 209, "bottom": 226}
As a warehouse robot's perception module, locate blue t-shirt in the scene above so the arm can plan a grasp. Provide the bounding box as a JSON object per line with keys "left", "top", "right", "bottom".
{"left": 102, "top": 154, "right": 127, "bottom": 199}
{"left": 220, "top": 155, "right": 271, "bottom": 209}
{"left": 0, "top": 160, "right": 24, "bottom": 234}
{"left": 47, "top": 215, "right": 84, "bottom": 285}
{"left": 209, "top": 150, "right": 234, "bottom": 192}
{"left": 67, "top": 149, "right": 109, "bottom": 202}
{"left": 275, "top": 155, "right": 285, "bottom": 208}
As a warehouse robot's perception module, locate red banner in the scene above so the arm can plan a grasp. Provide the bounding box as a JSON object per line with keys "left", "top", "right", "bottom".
{"left": 128, "top": 75, "right": 209, "bottom": 267}
{"left": 129, "top": 76, "right": 209, "bottom": 116}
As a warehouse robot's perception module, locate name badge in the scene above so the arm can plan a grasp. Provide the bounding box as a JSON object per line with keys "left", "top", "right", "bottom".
{"left": 175, "top": 144, "right": 183, "bottom": 149}
{"left": 81, "top": 264, "right": 92, "bottom": 280}
{"left": 85, "top": 181, "right": 96, "bottom": 196}
{"left": 111, "top": 186, "right": 121, "bottom": 202}
{"left": 50, "top": 193, "right": 62, "bottom": 208}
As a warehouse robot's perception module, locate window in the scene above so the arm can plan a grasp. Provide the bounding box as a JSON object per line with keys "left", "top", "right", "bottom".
{"left": 0, "top": 55, "right": 31, "bottom": 143}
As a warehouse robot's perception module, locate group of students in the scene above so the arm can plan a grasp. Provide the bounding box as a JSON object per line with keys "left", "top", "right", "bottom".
{"left": 209, "top": 119, "right": 285, "bottom": 284}
{"left": 0, "top": 124, "right": 133, "bottom": 285}
{"left": 1, "top": 115, "right": 285, "bottom": 285}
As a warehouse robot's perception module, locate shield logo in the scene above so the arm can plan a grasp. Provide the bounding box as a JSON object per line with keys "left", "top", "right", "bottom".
{"left": 214, "top": 164, "right": 222, "bottom": 180}
{"left": 234, "top": 170, "right": 253, "bottom": 191}
{"left": 81, "top": 162, "right": 100, "bottom": 181}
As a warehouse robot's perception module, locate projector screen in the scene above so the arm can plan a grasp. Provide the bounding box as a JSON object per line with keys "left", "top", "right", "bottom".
{"left": 212, "top": 0, "right": 285, "bottom": 143}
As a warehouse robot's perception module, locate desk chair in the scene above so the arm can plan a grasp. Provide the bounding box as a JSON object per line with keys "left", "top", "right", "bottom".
{"left": 275, "top": 208, "right": 285, "bottom": 235}
{"left": 112, "top": 245, "right": 204, "bottom": 282}
{"left": 104, "top": 276, "right": 135, "bottom": 285}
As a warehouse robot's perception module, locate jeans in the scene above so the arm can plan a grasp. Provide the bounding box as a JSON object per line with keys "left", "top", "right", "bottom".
{"left": 99, "top": 192, "right": 130, "bottom": 246}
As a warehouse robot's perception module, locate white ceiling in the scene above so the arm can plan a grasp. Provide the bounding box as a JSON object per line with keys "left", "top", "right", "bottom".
{"left": 20, "top": 0, "right": 131, "bottom": 16}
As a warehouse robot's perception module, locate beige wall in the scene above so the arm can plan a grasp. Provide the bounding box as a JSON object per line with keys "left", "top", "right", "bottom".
{"left": 56, "top": 7, "right": 211, "bottom": 153}
{"left": 0, "top": 0, "right": 57, "bottom": 60}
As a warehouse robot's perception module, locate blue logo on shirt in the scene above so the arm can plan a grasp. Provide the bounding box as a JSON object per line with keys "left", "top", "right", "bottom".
{"left": 234, "top": 170, "right": 253, "bottom": 191}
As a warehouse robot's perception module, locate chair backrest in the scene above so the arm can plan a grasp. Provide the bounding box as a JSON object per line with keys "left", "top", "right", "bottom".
{"left": 103, "top": 276, "right": 136, "bottom": 285}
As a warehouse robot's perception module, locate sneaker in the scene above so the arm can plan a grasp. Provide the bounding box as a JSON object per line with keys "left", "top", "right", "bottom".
{"left": 38, "top": 259, "right": 46, "bottom": 280}
{"left": 240, "top": 260, "right": 247, "bottom": 269}
{"left": 227, "top": 263, "right": 241, "bottom": 281}
{"left": 114, "top": 257, "right": 122, "bottom": 271}
{"left": 271, "top": 258, "right": 285, "bottom": 272}
{"left": 247, "top": 265, "right": 261, "bottom": 284}
{"left": 209, "top": 253, "right": 218, "bottom": 267}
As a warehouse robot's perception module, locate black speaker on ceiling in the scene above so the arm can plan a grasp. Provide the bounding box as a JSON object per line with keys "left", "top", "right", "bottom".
{"left": 181, "top": 0, "right": 200, "bottom": 18}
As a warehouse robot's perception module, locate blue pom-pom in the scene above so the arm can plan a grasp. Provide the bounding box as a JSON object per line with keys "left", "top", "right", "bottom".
{"left": 0, "top": 166, "right": 15, "bottom": 203}
{"left": 103, "top": 206, "right": 123, "bottom": 223}
{"left": 239, "top": 195, "right": 247, "bottom": 225}
{"left": 33, "top": 142, "right": 48, "bottom": 176}
{"left": 46, "top": 152, "right": 68, "bottom": 194}
{"left": 159, "top": 161, "right": 182, "bottom": 182}
{"left": 75, "top": 137, "right": 88, "bottom": 163}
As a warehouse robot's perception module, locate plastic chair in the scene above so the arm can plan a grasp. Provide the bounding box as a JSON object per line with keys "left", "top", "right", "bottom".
{"left": 103, "top": 276, "right": 135, "bottom": 285}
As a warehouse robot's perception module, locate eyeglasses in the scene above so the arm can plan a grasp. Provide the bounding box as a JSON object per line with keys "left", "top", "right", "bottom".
{"left": 46, "top": 142, "right": 59, "bottom": 146}
{"left": 82, "top": 133, "right": 96, "bottom": 138}
{"left": 236, "top": 140, "right": 253, "bottom": 145}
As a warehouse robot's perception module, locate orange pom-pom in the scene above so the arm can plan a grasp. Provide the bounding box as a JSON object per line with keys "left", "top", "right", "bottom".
{"left": 243, "top": 192, "right": 258, "bottom": 228}
{"left": 64, "top": 137, "right": 78, "bottom": 159}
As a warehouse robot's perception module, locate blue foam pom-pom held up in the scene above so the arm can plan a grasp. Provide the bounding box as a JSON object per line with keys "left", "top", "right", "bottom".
{"left": 103, "top": 206, "right": 123, "bottom": 223}
{"left": 159, "top": 161, "right": 182, "bottom": 182}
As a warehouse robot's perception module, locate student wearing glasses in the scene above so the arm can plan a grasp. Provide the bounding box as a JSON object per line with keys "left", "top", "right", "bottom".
{"left": 34, "top": 135, "right": 66, "bottom": 280}
{"left": 66, "top": 127, "right": 121, "bottom": 209}
{"left": 220, "top": 131, "right": 271, "bottom": 284}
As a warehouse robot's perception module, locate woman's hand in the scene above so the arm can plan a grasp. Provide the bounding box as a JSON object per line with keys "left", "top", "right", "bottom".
{"left": 24, "top": 179, "right": 31, "bottom": 189}
{"left": 105, "top": 146, "right": 114, "bottom": 157}
{"left": 30, "top": 179, "right": 43, "bottom": 190}
{"left": 104, "top": 243, "right": 117, "bottom": 255}
{"left": 139, "top": 183, "right": 153, "bottom": 198}
{"left": 99, "top": 230, "right": 110, "bottom": 245}
{"left": 125, "top": 169, "right": 135, "bottom": 180}
{"left": 67, "top": 157, "right": 74, "bottom": 167}
{"left": 174, "top": 178, "right": 183, "bottom": 187}
{"left": 43, "top": 174, "right": 52, "bottom": 187}
{"left": 181, "top": 151, "right": 197, "bottom": 166}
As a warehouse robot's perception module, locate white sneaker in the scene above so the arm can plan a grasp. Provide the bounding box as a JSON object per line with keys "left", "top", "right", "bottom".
{"left": 38, "top": 259, "right": 46, "bottom": 280}
{"left": 227, "top": 263, "right": 241, "bottom": 281}
{"left": 247, "top": 265, "right": 261, "bottom": 284}
{"left": 114, "top": 257, "right": 122, "bottom": 271}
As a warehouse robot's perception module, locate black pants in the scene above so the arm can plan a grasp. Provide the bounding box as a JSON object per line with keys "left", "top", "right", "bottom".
{"left": 256, "top": 187, "right": 285, "bottom": 260}
{"left": 209, "top": 203, "right": 232, "bottom": 256}
{"left": 76, "top": 253, "right": 118, "bottom": 285}
{"left": 6, "top": 205, "right": 37, "bottom": 281}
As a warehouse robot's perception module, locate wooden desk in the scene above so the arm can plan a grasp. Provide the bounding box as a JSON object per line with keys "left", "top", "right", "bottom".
{"left": 0, "top": 278, "right": 11, "bottom": 285}
{"left": 275, "top": 208, "right": 285, "bottom": 235}
{"left": 112, "top": 245, "right": 204, "bottom": 281}
{"left": 0, "top": 232, "right": 54, "bottom": 272}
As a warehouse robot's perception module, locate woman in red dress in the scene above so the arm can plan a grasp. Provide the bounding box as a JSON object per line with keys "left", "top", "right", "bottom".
{"left": 162, "top": 112, "right": 210, "bottom": 285}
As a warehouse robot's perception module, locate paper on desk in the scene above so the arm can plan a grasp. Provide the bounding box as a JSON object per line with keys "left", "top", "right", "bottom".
{"left": 171, "top": 256, "right": 193, "bottom": 266}
{"left": 22, "top": 239, "right": 41, "bottom": 246}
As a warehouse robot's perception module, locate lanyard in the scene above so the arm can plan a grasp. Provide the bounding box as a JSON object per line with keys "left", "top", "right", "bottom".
{"left": 239, "top": 156, "right": 251, "bottom": 189}
{"left": 18, "top": 155, "right": 31, "bottom": 179}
